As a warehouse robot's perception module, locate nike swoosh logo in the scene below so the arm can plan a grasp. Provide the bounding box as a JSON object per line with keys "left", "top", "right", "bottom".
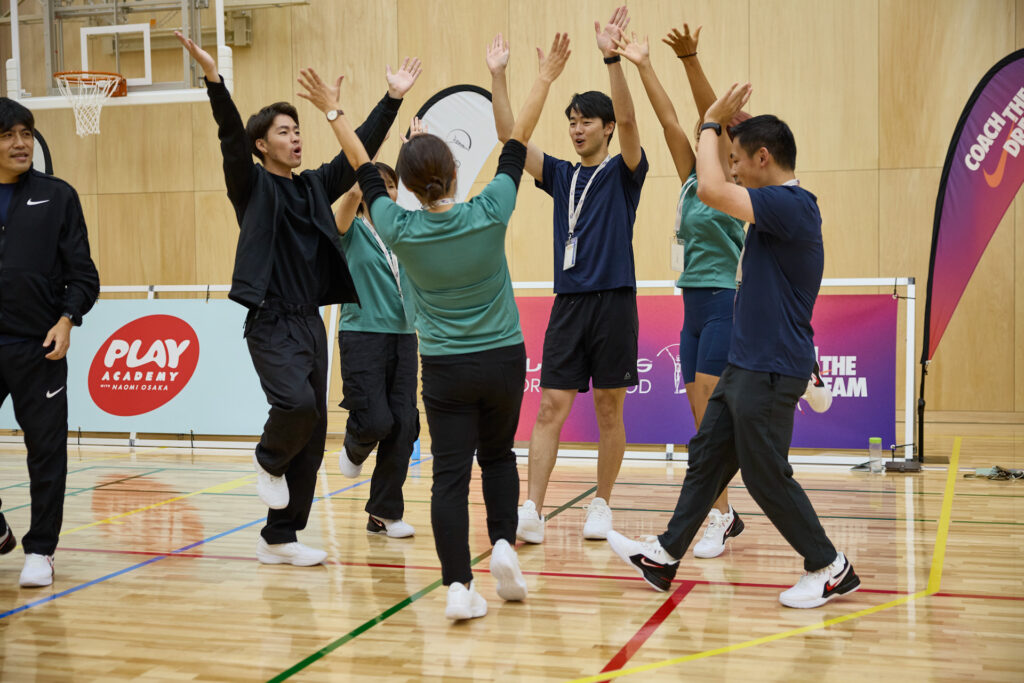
{"left": 26, "top": 199, "right": 50, "bottom": 206}
{"left": 45, "top": 387, "right": 65, "bottom": 399}
{"left": 983, "top": 126, "right": 1016, "bottom": 189}
{"left": 638, "top": 556, "right": 664, "bottom": 569}
{"left": 825, "top": 563, "right": 849, "bottom": 591}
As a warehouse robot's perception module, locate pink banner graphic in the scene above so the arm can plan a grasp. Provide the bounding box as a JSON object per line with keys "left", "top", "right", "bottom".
{"left": 926, "top": 49, "right": 1024, "bottom": 360}
{"left": 516, "top": 294, "right": 896, "bottom": 449}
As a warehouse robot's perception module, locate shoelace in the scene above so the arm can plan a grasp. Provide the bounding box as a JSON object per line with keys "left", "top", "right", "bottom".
{"left": 588, "top": 503, "right": 612, "bottom": 520}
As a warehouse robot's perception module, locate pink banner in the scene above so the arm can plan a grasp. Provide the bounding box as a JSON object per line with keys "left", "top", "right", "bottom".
{"left": 926, "top": 50, "right": 1024, "bottom": 360}
{"left": 515, "top": 294, "right": 897, "bottom": 449}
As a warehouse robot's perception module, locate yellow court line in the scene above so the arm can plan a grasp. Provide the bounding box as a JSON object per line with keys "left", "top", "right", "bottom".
{"left": 59, "top": 474, "right": 256, "bottom": 536}
{"left": 565, "top": 437, "right": 963, "bottom": 683}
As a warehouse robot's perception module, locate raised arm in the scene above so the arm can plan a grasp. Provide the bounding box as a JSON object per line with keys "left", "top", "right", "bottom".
{"left": 334, "top": 185, "right": 363, "bottom": 236}
{"left": 696, "top": 83, "right": 754, "bottom": 223}
{"left": 596, "top": 6, "right": 642, "bottom": 170}
{"left": 614, "top": 32, "right": 694, "bottom": 181}
{"left": 175, "top": 30, "right": 255, "bottom": 215}
{"left": 664, "top": 25, "right": 731, "bottom": 175}
{"left": 509, "top": 33, "right": 571, "bottom": 144}
{"left": 487, "top": 33, "right": 545, "bottom": 181}
{"left": 297, "top": 68, "right": 370, "bottom": 171}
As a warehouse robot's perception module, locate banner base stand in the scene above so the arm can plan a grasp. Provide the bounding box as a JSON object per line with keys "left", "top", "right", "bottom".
{"left": 886, "top": 460, "right": 923, "bottom": 473}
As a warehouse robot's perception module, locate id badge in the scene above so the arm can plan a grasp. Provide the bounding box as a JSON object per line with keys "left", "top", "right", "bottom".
{"left": 670, "top": 237, "right": 685, "bottom": 272}
{"left": 563, "top": 236, "right": 578, "bottom": 271}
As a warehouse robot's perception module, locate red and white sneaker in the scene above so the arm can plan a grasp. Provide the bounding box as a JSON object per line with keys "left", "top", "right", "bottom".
{"left": 802, "top": 361, "right": 833, "bottom": 413}
{"left": 779, "top": 551, "right": 861, "bottom": 608}
{"left": 692, "top": 505, "right": 744, "bottom": 559}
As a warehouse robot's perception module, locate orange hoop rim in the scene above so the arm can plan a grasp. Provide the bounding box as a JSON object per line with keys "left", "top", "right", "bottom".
{"left": 53, "top": 70, "right": 125, "bottom": 84}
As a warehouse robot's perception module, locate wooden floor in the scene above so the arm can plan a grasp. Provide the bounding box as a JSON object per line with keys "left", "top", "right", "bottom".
{"left": 0, "top": 424, "right": 1021, "bottom": 681}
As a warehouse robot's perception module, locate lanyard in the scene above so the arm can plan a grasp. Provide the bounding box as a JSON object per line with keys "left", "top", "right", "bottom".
{"left": 568, "top": 155, "right": 611, "bottom": 237}
{"left": 361, "top": 216, "right": 402, "bottom": 298}
{"left": 675, "top": 174, "right": 698, "bottom": 235}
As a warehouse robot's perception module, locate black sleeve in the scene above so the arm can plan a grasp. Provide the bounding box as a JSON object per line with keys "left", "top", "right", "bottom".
{"left": 356, "top": 162, "right": 390, "bottom": 213}
{"left": 317, "top": 92, "right": 403, "bottom": 203}
{"left": 58, "top": 187, "right": 100, "bottom": 324}
{"left": 496, "top": 139, "right": 527, "bottom": 189}
{"left": 205, "top": 77, "right": 257, "bottom": 220}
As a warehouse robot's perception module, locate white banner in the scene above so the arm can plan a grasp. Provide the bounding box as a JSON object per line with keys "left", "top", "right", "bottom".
{"left": 0, "top": 299, "right": 267, "bottom": 435}
{"left": 397, "top": 85, "right": 498, "bottom": 209}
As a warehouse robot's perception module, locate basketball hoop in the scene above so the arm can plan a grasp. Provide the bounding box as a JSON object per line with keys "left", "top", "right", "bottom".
{"left": 53, "top": 71, "right": 127, "bottom": 137}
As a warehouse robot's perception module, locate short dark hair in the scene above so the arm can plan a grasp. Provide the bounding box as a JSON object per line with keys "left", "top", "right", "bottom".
{"left": 396, "top": 134, "right": 456, "bottom": 204}
{"left": 729, "top": 115, "right": 797, "bottom": 171}
{"left": 0, "top": 97, "right": 34, "bottom": 134}
{"left": 565, "top": 91, "right": 616, "bottom": 144}
{"left": 245, "top": 102, "right": 299, "bottom": 161}
{"left": 358, "top": 162, "right": 398, "bottom": 216}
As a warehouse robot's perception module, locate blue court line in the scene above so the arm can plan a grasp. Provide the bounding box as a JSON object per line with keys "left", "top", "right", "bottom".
{"left": 0, "top": 457, "right": 431, "bottom": 621}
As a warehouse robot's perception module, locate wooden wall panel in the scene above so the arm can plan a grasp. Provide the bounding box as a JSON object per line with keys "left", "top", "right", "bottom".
{"left": 96, "top": 193, "right": 196, "bottom": 285}
{"left": 800, "top": 170, "right": 879, "bottom": 278}
{"left": 31, "top": 108, "right": 98, "bottom": 195}
{"left": 1016, "top": 195, "right": 1023, "bottom": 412}
{"left": 193, "top": 191, "right": 239, "bottom": 286}
{"left": 751, "top": 0, "right": 878, "bottom": 173}
{"left": 79, "top": 193, "right": 100, "bottom": 276}
{"left": 880, "top": 0, "right": 1015, "bottom": 169}
{"left": 98, "top": 103, "right": 195, "bottom": 194}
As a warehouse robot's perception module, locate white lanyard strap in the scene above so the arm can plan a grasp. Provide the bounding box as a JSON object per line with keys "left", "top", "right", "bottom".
{"left": 675, "top": 174, "right": 698, "bottom": 234}
{"left": 568, "top": 155, "right": 611, "bottom": 237}
{"left": 362, "top": 216, "right": 402, "bottom": 297}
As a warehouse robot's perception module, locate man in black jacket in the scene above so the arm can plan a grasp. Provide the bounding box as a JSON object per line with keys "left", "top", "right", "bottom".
{"left": 0, "top": 98, "right": 100, "bottom": 587}
{"left": 175, "top": 32, "right": 419, "bottom": 566}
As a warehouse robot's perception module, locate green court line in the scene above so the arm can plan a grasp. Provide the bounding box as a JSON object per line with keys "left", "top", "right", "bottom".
{"left": 0, "top": 464, "right": 101, "bottom": 491}
{"left": 597, "top": 505, "right": 1024, "bottom": 526}
{"left": 268, "top": 485, "right": 599, "bottom": 683}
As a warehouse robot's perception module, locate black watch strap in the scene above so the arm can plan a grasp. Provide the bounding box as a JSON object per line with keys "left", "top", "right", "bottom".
{"left": 700, "top": 122, "right": 723, "bottom": 136}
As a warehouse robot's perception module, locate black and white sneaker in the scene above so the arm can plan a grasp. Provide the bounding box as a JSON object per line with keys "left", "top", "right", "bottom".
{"left": 366, "top": 515, "right": 415, "bottom": 538}
{"left": 607, "top": 529, "right": 679, "bottom": 592}
{"left": 0, "top": 513, "right": 15, "bottom": 555}
{"left": 779, "top": 551, "right": 861, "bottom": 608}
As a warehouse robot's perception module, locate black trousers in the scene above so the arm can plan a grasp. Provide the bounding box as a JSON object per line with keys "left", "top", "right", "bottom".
{"left": 659, "top": 364, "right": 838, "bottom": 571}
{"left": 339, "top": 330, "right": 419, "bottom": 520}
{"left": 421, "top": 343, "right": 526, "bottom": 586}
{"left": 246, "top": 307, "right": 328, "bottom": 545}
{"left": 0, "top": 341, "right": 68, "bottom": 555}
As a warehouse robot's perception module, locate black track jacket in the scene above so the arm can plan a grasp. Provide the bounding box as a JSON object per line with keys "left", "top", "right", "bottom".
{"left": 0, "top": 169, "right": 99, "bottom": 337}
{"left": 205, "top": 78, "right": 401, "bottom": 310}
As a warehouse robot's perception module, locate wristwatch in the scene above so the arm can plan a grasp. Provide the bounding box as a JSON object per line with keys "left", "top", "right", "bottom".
{"left": 326, "top": 109, "right": 344, "bottom": 122}
{"left": 700, "top": 122, "right": 723, "bottom": 136}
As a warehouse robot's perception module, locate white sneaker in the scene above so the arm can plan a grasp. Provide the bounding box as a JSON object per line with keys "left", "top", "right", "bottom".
{"left": 490, "top": 539, "right": 527, "bottom": 601}
{"left": 19, "top": 553, "right": 54, "bottom": 588}
{"left": 338, "top": 446, "right": 363, "bottom": 478}
{"left": 779, "top": 551, "right": 861, "bottom": 608}
{"left": 516, "top": 500, "right": 545, "bottom": 544}
{"left": 583, "top": 497, "right": 613, "bottom": 540}
{"left": 802, "top": 362, "right": 833, "bottom": 413}
{"left": 253, "top": 454, "right": 289, "bottom": 510}
{"left": 366, "top": 515, "right": 415, "bottom": 538}
{"left": 445, "top": 580, "right": 488, "bottom": 621}
{"left": 692, "top": 506, "right": 745, "bottom": 559}
{"left": 256, "top": 537, "right": 327, "bottom": 566}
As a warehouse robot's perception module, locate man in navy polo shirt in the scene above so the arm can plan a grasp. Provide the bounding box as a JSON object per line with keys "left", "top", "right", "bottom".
{"left": 607, "top": 83, "right": 861, "bottom": 609}
{"left": 488, "top": 7, "right": 647, "bottom": 543}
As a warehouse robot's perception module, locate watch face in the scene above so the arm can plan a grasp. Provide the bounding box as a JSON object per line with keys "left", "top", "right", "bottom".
{"left": 327, "top": 110, "right": 339, "bottom": 121}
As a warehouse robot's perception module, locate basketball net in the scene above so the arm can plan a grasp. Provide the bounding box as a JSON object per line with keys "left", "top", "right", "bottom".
{"left": 54, "top": 71, "right": 125, "bottom": 137}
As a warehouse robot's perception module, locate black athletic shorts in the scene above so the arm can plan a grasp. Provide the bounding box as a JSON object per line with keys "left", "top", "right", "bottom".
{"left": 540, "top": 287, "right": 639, "bottom": 393}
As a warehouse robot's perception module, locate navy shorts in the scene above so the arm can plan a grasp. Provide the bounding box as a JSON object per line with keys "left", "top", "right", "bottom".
{"left": 680, "top": 287, "right": 735, "bottom": 385}
{"left": 540, "top": 288, "right": 639, "bottom": 393}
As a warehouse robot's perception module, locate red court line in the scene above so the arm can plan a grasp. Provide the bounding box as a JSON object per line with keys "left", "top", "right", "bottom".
{"left": 58, "top": 546, "right": 1024, "bottom": 603}
{"left": 599, "top": 580, "right": 697, "bottom": 681}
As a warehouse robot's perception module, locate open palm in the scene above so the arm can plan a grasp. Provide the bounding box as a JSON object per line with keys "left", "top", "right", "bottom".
{"left": 386, "top": 57, "right": 423, "bottom": 99}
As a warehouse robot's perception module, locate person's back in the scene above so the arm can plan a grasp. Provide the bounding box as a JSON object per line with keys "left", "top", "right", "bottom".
{"left": 380, "top": 177, "right": 520, "bottom": 355}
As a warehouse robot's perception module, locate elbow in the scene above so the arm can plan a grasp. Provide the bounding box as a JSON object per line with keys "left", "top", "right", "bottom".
{"left": 695, "top": 184, "right": 713, "bottom": 205}
{"left": 696, "top": 183, "right": 724, "bottom": 210}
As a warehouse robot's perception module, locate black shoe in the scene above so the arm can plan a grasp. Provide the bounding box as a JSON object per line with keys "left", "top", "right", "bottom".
{"left": 607, "top": 529, "right": 679, "bottom": 592}
{"left": 0, "top": 514, "right": 16, "bottom": 555}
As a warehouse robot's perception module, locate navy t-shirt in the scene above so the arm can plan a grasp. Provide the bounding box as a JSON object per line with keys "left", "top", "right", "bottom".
{"left": 0, "top": 183, "right": 15, "bottom": 224}
{"left": 536, "top": 151, "right": 648, "bottom": 293}
{"left": 729, "top": 184, "right": 823, "bottom": 378}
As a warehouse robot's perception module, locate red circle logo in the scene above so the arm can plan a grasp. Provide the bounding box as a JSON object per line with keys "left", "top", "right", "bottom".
{"left": 88, "top": 315, "right": 200, "bottom": 416}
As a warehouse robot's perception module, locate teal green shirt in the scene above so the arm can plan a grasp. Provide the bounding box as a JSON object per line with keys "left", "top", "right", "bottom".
{"left": 675, "top": 170, "right": 746, "bottom": 289}
{"left": 368, "top": 173, "right": 523, "bottom": 356}
{"left": 338, "top": 217, "right": 415, "bottom": 334}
